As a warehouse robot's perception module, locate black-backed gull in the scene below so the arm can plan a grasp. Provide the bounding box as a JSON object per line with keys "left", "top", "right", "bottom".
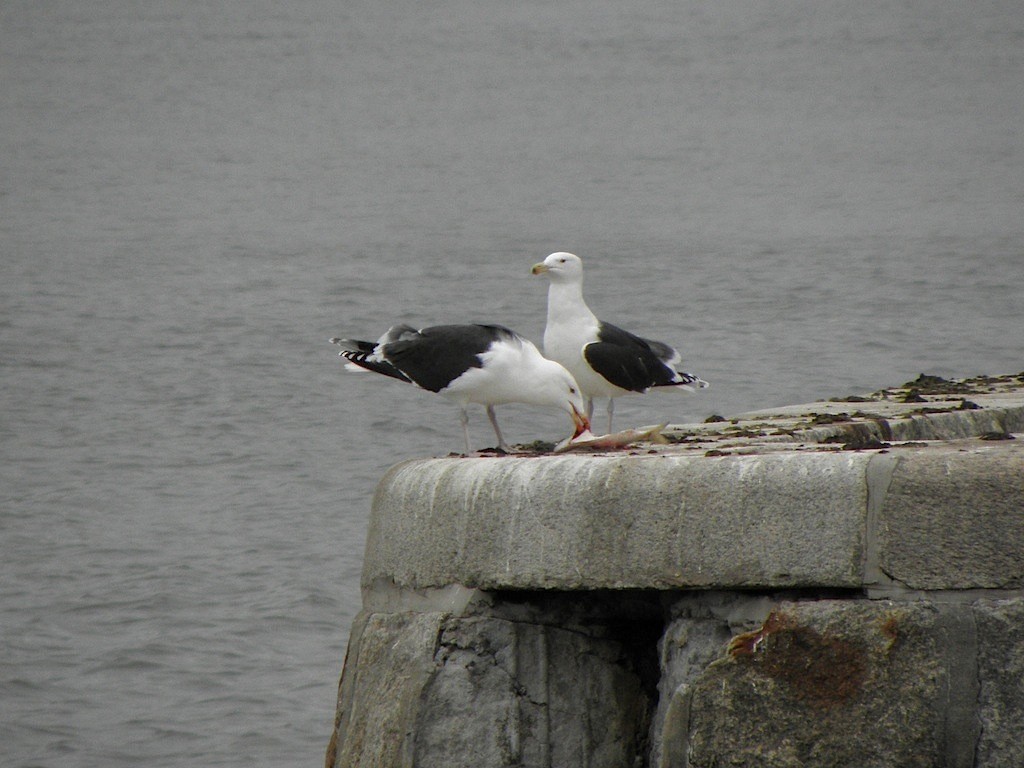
{"left": 531, "top": 252, "right": 708, "bottom": 432}
{"left": 331, "top": 323, "right": 589, "bottom": 453}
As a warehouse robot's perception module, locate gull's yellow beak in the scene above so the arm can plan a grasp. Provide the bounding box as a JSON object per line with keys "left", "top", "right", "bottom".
{"left": 531, "top": 262, "right": 549, "bottom": 275}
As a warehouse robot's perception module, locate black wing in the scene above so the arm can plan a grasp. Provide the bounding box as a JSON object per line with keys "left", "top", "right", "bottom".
{"left": 643, "top": 337, "right": 679, "bottom": 366}
{"left": 583, "top": 322, "right": 678, "bottom": 392}
{"left": 382, "top": 324, "right": 515, "bottom": 393}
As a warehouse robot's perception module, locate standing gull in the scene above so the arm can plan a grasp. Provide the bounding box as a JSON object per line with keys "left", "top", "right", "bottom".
{"left": 330, "top": 323, "right": 589, "bottom": 453}
{"left": 531, "top": 252, "right": 708, "bottom": 432}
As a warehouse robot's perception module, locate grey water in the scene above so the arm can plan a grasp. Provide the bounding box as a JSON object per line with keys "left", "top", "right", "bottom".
{"left": 1, "top": 1, "right": 1022, "bottom": 765}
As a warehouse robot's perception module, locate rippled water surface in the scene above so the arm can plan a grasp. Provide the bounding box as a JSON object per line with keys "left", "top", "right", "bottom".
{"left": 2, "top": 1, "right": 1022, "bottom": 765}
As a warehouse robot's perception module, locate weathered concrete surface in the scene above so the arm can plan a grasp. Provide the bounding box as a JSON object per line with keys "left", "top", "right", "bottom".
{"left": 975, "top": 599, "right": 1024, "bottom": 768}
{"left": 651, "top": 598, "right": 737, "bottom": 768}
{"left": 327, "top": 593, "right": 662, "bottom": 768}
{"left": 697, "top": 372, "right": 1024, "bottom": 448}
{"left": 326, "top": 611, "right": 444, "bottom": 768}
{"left": 323, "top": 614, "right": 444, "bottom": 768}
{"left": 330, "top": 594, "right": 1024, "bottom": 768}
{"left": 364, "top": 450, "right": 872, "bottom": 592}
{"left": 417, "top": 616, "right": 651, "bottom": 768}
{"left": 364, "top": 440, "right": 1023, "bottom": 595}
{"left": 328, "top": 375, "right": 1024, "bottom": 768}
{"left": 879, "top": 448, "right": 1024, "bottom": 589}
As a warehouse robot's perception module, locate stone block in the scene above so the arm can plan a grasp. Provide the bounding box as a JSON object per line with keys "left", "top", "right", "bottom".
{"left": 676, "top": 600, "right": 978, "bottom": 768}
{"left": 327, "top": 611, "right": 445, "bottom": 768}
{"left": 651, "top": 613, "right": 733, "bottom": 768}
{"left": 975, "top": 598, "right": 1024, "bottom": 767}
{"left": 363, "top": 452, "right": 870, "bottom": 592}
{"left": 878, "top": 445, "right": 1024, "bottom": 589}
{"left": 328, "top": 603, "right": 655, "bottom": 768}
{"left": 414, "top": 615, "right": 652, "bottom": 768}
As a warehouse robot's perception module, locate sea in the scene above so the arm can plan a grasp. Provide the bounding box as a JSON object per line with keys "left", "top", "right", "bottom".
{"left": 1, "top": 1, "right": 1022, "bottom": 765}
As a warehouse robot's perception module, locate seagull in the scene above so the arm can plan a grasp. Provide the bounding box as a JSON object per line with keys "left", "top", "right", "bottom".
{"left": 330, "top": 323, "right": 590, "bottom": 454}
{"left": 531, "top": 252, "right": 708, "bottom": 432}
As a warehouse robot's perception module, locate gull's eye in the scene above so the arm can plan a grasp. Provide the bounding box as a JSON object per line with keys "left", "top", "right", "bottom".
{"left": 569, "top": 386, "right": 577, "bottom": 394}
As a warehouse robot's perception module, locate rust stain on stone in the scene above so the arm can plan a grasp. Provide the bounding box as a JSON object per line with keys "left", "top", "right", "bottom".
{"left": 728, "top": 611, "right": 794, "bottom": 658}
{"left": 729, "top": 611, "right": 868, "bottom": 709}
{"left": 879, "top": 612, "right": 901, "bottom": 651}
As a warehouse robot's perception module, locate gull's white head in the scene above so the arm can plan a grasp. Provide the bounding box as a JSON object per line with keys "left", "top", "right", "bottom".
{"left": 533, "top": 359, "right": 590, "bottom": 438}
{"left": 531, "top": 252, "right": 584, "bottom": 284}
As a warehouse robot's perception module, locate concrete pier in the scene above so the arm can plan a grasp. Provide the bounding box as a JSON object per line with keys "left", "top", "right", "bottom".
{"left": 326, "top": 374, "right": 1024, "bottom": 768}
